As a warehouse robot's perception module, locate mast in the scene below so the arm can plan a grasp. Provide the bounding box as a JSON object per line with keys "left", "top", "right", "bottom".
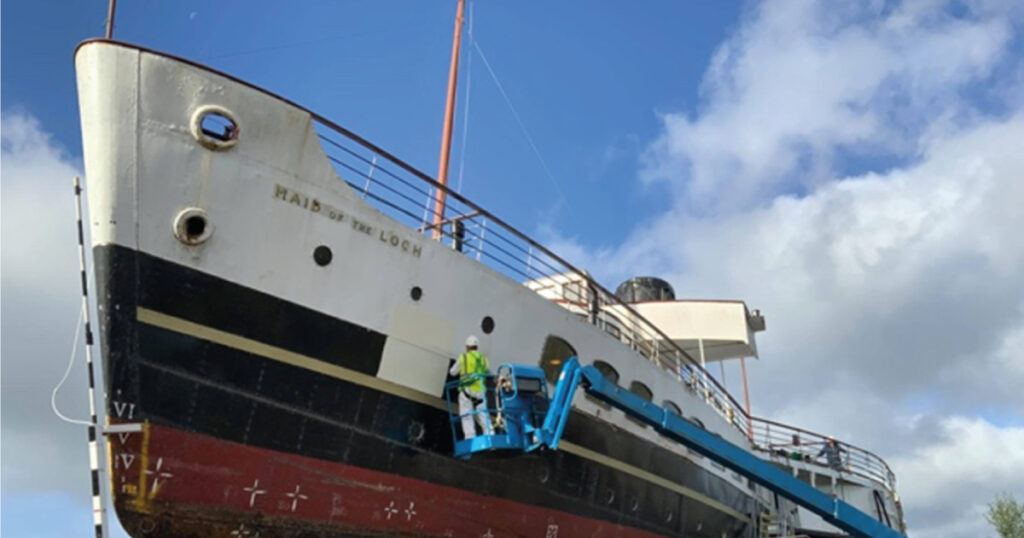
{"left": 430, "top": 0, "right": 466, "bottom": 240}
{"left": 105, "top": 0, "right": 117, "bottom": 38}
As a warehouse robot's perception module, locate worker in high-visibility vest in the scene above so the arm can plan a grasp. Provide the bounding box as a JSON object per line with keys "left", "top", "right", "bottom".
{"left": 448, "top": 335, "right": 491, "bottom": 440}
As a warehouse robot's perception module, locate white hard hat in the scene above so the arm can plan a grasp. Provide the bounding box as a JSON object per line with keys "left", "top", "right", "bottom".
{"left": 465, "top": 335, "right": 480, "bottom": 347}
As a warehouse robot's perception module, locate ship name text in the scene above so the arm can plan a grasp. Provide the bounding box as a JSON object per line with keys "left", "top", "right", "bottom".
{"left": 274, "top": 184, "right": 422, "bottom": 258}
{"left": 274, "top": 184, "right": 346, "bottom": 222}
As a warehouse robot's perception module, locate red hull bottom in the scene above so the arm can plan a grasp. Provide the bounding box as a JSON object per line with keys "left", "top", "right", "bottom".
{"left": 110, "top": 423, "right": 666, "bottom": 537}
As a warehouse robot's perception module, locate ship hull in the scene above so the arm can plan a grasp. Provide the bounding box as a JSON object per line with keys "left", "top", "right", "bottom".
{"left": 98, "top": 244, "right": 756, "bottom": 537}
{"left": 112, "top": 422, "right": 673, "bottom": 538}
{"left": 76, "top": 40, "right": 763, "bottom": 537}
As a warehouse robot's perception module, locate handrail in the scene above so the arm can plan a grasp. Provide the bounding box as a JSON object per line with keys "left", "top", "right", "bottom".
{"left": 749, "top": 416, "right": 897, "bottom": 493}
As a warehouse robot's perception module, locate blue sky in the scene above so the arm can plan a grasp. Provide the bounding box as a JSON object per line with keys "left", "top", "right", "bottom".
{"left": 4, "top": 1, "right": 1024, "bottom": 537}
{"left": 2, "top": 0, "right": 740, "bottom": 247}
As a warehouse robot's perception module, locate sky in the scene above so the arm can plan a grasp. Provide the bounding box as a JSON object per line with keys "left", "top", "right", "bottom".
{"left": 2, "top": 1, "right": 1023, "bottom": 537}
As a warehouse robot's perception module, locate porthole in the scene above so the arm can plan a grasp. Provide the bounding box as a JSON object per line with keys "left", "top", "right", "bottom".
{"left": 605, "top": 489, "right": 615, "bottom": 504}
{"left": 313, "top": 245, "right": 333, "bottom": 266}
{"left": 407, "top": 421, "right": 425, "bottom": 444}
{"left": 191, "top": 105, "right": 239, "bottom": 150}
{"left": 139, "top": 518, "right": 156, "bottom": 533}
{"left": 481, "top": 316, "right": 495, "bottom": 334}
{"left": 172, "top": 208, "right": 213, "bottom": 245}
{"left": 665, "top": 510, "right": 674, "bottom": 523}
{"left": 629, "top": 496, "right": 639, "bottom": 512}
{"left": 410, "top": 286, "right": 423, "bottom": 301}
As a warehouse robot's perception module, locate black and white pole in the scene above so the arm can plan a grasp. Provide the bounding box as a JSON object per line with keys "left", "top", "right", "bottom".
{"left": 74, "top": 176, "right": 110, "bottom": 538}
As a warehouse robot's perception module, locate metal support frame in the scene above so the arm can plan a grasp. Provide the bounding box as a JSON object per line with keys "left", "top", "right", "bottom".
{"left": 73, "top": 177, "right": 110, "bottom": 538}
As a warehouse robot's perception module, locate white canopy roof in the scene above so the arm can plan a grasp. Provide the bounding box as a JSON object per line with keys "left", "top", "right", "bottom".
{"left": 604, "top": 300, "right": 765, "bottom": 362}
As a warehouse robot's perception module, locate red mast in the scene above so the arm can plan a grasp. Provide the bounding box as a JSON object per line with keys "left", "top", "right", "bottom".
{"left": 430, "top": 0, "right": 466, "bottom": 240}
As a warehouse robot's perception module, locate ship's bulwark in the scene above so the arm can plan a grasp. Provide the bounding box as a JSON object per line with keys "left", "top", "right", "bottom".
{"left": 95, "top": 244, "right": 757, "bottom": 537}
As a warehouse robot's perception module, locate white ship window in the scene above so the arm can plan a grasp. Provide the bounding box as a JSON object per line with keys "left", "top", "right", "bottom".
{"left": 662, "top": 400, "right": 682, "bottom": 416}
{"left": 628, "top": 381, "right": 653, "bottom": 402}
{"left": 587, "top": 360, "right": 619, "bottom": 410}
{"left": 539, "top": 336, "right": 577, "bottom": 385}
{"left": 686, "top": 417, "right": 706, "bottom": 459}
{"left": 563, "top": 281, "right": 583, "bottom": 304}
{"left": 592, "top": 361, "right": 619, "bottom": 384}
{"left": 626, "top": 381, "right": 654, "bottom": 428}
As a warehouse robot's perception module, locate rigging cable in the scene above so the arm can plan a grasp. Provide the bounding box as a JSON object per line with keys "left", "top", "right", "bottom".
{"left": 51, "top": 308, "right": 93, "bottom": 427}
{"left": 455, "top": 0, "right": 474, "bottom": 194}
{"left": 470, "top": 36, "right": 568, "bottom": 202}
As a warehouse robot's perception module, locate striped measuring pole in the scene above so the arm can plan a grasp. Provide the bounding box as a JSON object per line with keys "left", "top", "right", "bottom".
{"left": 74, "top": 176, "right": 110, "bottom": 538}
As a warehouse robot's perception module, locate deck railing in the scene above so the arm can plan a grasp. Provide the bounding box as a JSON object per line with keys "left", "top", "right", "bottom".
{"left": 310, "top": 114, "right": 891, "bottom": 492}
{"left": 749, "top": 416, "right": 898, "bottom": 493}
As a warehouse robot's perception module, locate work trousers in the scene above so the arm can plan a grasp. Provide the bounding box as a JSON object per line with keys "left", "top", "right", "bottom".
{"left": 458, "top": 388, "right": 491, "bottom": 440}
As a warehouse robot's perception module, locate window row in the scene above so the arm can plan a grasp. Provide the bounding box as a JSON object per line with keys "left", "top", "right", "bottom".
{"left": 538, "top": 335, "right": 706, "bottom": 431}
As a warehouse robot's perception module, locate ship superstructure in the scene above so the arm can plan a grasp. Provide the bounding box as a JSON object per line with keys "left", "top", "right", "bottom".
{"left": 76, "top": 38, "right": 903, "bottom": 537}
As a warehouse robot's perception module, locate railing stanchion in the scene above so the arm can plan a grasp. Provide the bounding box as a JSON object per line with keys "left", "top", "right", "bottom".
{"left": 476, "top": 218, "right": 487, "bottom": 261}
{"left": 363, "top": 155, "right": 378, "bottom": 199}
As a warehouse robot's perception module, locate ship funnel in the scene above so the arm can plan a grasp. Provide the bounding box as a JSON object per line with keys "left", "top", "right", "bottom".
{"left": 614, "top": 277, "right": 675, "bottom": 303}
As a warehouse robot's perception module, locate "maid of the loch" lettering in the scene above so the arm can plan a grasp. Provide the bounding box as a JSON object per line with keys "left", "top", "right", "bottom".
{"left": 273, "top": 184, "right": 421, "bottom": 258}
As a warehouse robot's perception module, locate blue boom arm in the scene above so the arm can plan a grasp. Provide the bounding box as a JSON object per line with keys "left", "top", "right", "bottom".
{"left": 536, "top": 357, "right": 905, "bottom": 538}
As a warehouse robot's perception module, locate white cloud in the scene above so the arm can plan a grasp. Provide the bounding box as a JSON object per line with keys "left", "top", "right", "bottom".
{"left": 2, "top": 111, "right": 87, "bottom": 490}
{"left": 641, "top": 0, "right": 1017, "bottom": 210}
{"left": 890, "top": 417, "right": 1024, "bottom": 537}
{"left": 1, "top": 112, "right": 128, "bottom": 537}
{"left": 1, "top": 113, "right": 84, "bottom": 300}
{"left": 548, "top": 1, "right": 1024, "bottom": 536}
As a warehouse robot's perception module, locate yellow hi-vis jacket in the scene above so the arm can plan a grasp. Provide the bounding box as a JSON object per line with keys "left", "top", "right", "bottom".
{"left": 458, "top": 350, "right": 489, "bottom": 393}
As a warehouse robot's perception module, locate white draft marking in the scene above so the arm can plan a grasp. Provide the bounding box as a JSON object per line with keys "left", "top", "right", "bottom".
{"left": 404, "top": 501, "right": 417, "bottom": 521}
{"left": 116, "top": 453, "right": 136, "bottom": 470}
{"left": 144, "top": 457, "right": 173, "bottom": 491}
{"left": 243, "top": 479, "right": 267, "bottom": 508}
{"left": 330, "top": 492, "right": 346, "bottom": 518}
{"left": 384, "top": 500, "right": 399, "bottom": 520}
{"left": 481, "top": 529, "right": 494, "bottom": 538}
{"left": 112, "top": 390, "right": 136, "bottom": 419}
{"left": 545, "top": 524, "right": 559, "bottom": 538}
{"left": 284, "top": 485, "right": 308, "bottom": 513}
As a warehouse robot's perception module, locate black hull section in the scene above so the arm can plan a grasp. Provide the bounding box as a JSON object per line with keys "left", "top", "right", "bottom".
{"left": 94, "top": 244, "right": 759, "bottom": 537}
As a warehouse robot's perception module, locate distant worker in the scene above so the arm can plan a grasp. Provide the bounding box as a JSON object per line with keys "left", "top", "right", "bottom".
{"left": 817, "top": 436, "right": 847, "bottom": 471}
{"left": 449, "top": 335, "right": 491, "bottom": 440}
